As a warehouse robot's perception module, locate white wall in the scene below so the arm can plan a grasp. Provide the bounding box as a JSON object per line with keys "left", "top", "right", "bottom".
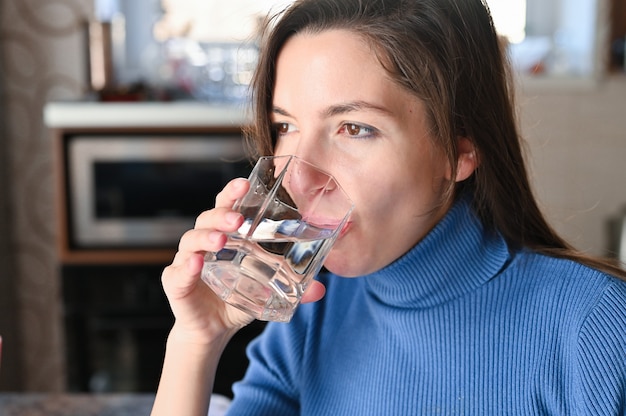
{"left": 519, "top": 76, "right": 626, "bottom": 257}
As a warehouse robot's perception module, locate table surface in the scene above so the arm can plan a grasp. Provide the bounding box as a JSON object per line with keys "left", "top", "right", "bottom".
{"left": 0, "top": 393, "right": 231, "bottom": 416}
{"left": 0, "top": 393, "right": 155, "bottom": 416}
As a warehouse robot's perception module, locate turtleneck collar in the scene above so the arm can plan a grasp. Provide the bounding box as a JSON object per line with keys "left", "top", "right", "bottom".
{"left": 362, "top": 197, "right": 511, "bottom": 309}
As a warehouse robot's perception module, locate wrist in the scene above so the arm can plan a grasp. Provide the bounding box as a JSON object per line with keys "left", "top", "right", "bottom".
{"left": 166, "top": 321, "right": 239, "bottom": 353}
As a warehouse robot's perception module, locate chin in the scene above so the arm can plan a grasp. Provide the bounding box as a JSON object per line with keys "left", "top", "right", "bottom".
{"left": 323, "top": 242, "right": 392, "bottom": 277}
{"left": 322, "top": 251, "right": 368, "bottom": 278}
{"left": 322, "top": 230, "right": 374, "bottom": 277}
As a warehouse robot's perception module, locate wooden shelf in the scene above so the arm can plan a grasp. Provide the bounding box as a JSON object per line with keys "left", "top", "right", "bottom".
{"left": 58, "top": 247, "right": 176, "bottom": 265}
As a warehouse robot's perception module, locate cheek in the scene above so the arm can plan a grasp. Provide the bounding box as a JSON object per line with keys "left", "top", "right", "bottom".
{"left": 332, "top": 169, "right": 385, "bottom": 217}
{"left": 322, "top": 168, "right": 440, "bottom": 277}
{"left": 348, "top": 167, "right": 406, "bottom": 207}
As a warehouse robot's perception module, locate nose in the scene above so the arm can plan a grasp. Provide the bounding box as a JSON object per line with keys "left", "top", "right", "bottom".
{"left": 281, "top": 157, "right": 337, "bottom": 217}
{"left": 275, "top": 126, "right": 328, "bottom": 171}
{"left": 281, "top": 156, "right": 338, "bottom": 223}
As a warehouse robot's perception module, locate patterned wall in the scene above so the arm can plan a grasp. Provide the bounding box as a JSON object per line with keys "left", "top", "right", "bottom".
{"left": 0, "top": 0, "right": 92, "bottom": 391}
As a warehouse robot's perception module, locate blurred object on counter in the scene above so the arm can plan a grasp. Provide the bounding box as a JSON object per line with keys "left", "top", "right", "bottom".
{"left": 92, "top": 81, "right": 192, "bottom": 102}
{"left": 88, "top": 0, "right": 121, "bottom": 91}
{"left": 607, "top": 206, "right": 626, "bottom": 264}
{"left": 610, "top": 36, "right": 625, "bottom": 72}
{"left": 88, "top": 20, "right": 115, "bottom": 92}
{"left": 159, "top": 40, "right": 258, "bottom": 103}
{"left": 86, "top": 0, "right": 261, "bottom": 103}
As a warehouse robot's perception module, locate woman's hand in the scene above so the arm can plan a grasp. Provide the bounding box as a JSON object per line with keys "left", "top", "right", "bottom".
{"left": 162, "top": 177, "right": 329, "bottom": 345}
{"left": 153, "top": 178, "right": 256, "bottom": 416}
{"left": 152, "top": 177, "right": 327, "bottom": 416}
{"left": 161, "top": 178, "right": 255, "bottom": 344}
{"left": 162, "top": 175, "right": 329, "bottom": 345}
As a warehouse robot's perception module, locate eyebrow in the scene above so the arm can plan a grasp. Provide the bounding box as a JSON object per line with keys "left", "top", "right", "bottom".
{"left": 272, "top": 100, "right": 394, "bottom": 119}
{"left": 323, "top": 101, "right": 394, "bottom": 118}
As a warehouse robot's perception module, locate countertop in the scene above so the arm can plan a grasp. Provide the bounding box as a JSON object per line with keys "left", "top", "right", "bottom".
{"left": 43, "top": 101, "right": 250, "bottom": 129}
{"left": 0, "top": 393, "right": 155, "bottom": 416}
{"left": 0, "top": 393, "right": 231, "bottom": 416}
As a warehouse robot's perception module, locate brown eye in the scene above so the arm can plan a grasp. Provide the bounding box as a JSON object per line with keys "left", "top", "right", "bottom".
{"left": 340, "top": 123, "right": 377, "bottom": 139}
{"left": 276, "top": 123, "right": 290, "bottom": 134}
{"left": 346, "top": 124, "right": 361, "bottom": 135}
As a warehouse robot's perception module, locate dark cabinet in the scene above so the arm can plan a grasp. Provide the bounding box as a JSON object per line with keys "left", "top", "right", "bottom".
{"left": 62, "top": 263, "right": 266, "bottom": 397}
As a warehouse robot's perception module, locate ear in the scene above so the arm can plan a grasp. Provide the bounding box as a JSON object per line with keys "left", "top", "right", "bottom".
{"left": 446, "top": 136, "right": 478, "bottom": 182}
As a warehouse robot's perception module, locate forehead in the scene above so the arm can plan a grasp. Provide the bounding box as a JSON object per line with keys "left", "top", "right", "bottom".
{"left": 277, "top": 30, "right": 377, "bottom": 72}
{"left": 273, "top": 30, "right": 405, "bottom": 109}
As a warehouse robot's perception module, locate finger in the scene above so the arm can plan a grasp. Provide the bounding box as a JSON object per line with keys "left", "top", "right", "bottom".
{"left": 170, "top": 187, "right": 247, "bottom": 267}
{"left": 186, "top": 252, "right": 205, "bottom": 276}
{"left": 301, "top": 280, "right": 326, "bottom": 303}
{"left": 215, "top": 177, "right": 250, "bottom": 208}
{"left": 194, "top": 206, "right": 244, "bottom": 231}
{"left": 177, "top": 228, "right": 228, "bottom": 255}
{"left": 161, "top": 252, "right": 205, "bottom": 299}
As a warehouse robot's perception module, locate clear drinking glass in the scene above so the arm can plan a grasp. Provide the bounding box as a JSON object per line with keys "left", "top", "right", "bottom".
{"left": 201, "top": 155, "right": 354, "bottom": 322}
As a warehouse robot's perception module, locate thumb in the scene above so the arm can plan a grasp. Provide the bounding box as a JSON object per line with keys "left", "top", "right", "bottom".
{"left": 301, "top": 280, "right": 326, "bottom": 303}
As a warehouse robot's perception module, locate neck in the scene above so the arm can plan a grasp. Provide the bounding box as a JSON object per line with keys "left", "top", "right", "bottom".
{"left": 362, "top": 197, "right": 511, "bottom": 309}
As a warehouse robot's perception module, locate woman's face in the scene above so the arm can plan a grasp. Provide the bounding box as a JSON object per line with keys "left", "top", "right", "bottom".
{"left": 272, "top": 29, "right": 453, "bottom": 277}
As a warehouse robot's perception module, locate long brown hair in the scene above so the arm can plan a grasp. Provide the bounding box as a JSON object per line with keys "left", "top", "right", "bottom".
{"left": 246, "top": 0, "right": 626, "bottom": 279}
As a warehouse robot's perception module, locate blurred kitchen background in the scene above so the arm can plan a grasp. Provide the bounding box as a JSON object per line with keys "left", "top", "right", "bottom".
{"left": 0, "top": 0, "right": 624, "bottom": 395}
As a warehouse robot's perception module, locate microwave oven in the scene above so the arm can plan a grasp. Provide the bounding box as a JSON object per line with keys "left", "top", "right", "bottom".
{"left": 66, "top": 134, "right": 251, "bottom": 249}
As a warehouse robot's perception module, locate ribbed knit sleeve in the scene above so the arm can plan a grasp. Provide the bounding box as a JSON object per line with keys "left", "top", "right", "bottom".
{"left": 576, "top": 281, "right": 626, "bottom": 414}
{"left": 228, "top": 319, "right": 305, "bottom": 415}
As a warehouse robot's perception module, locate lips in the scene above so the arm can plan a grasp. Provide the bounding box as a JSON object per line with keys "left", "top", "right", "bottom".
{"left": 299, "top": 212, "right": 352, "bottom": 239}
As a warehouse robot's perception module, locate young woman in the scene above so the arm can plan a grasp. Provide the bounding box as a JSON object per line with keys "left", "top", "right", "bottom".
{"left": 152, "top": 0, "right": 626, "bottom": 414}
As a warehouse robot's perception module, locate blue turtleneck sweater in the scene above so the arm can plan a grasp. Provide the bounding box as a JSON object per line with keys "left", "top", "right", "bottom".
{"left": 227, "top": 198, "right": 626, "bottom": 415}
